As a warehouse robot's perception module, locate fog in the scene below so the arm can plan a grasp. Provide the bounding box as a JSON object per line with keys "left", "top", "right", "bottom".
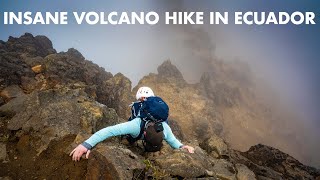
{"left": 68, "top": 1, "right": 320, "bottom": 167}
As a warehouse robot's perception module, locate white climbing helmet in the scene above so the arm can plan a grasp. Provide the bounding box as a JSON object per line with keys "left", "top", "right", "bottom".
{"left": 136, "top": 86, "right": 154, "bottom": 100}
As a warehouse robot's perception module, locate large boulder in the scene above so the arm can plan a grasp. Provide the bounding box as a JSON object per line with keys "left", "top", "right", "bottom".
{"left": 212, "top": 159, "right": 237, "bottom": 180}
{"left": 0, "top": 87, "right": 123, "bottom": 154}
{"left": 154, "top": 147, "right": 215, "bottom": 178}
{"left": 0, "top": 85, "right": 25, "bottom": 102}
{"left": 86, "top": 144, "right": 145, "bottom": 180}
{"left": 235, "top": 163, "right": 257, "bottom": 180}
{"left": 101, "top": 73, "right": 133, "bottom": 119}
{"left": 200, "top": 134, "right": 230, "bottom": 159}
{"left": 42, "top": 48, "right": 133, "bottom": 118}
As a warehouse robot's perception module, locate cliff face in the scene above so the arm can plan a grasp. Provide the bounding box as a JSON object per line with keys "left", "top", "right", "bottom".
{"left": 0, "top": 33, "right": 319, "bottom": 179}
{"left": 0, "top": 33, "right": 133, "bottom": 118}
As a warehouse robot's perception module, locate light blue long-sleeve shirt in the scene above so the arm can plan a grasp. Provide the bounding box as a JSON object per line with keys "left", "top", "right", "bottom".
{"left": 83, "top": 117, "right": 183, "bottom": 149}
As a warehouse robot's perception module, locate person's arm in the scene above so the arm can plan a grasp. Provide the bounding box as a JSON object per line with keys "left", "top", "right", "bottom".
{"left": 70, "top": 118, "right": 141, "bottom": 161}
{"left": 162, "top": 123, "right": 195, "bottom": 153}
{"left": 83, "top": 118, "right": 141, "bottom": 148}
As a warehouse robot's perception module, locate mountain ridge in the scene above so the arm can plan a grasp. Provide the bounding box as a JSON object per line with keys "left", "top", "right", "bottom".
{"left": 0, "top": 33, "right": 319, "bottom": 179}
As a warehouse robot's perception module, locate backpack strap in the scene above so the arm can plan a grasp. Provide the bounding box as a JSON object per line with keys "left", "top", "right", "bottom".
{"left": 129, "top": 118, "right": 147, "bottom": 142}
{"left": 137, "top": 119, "right": 146, "bottom": 140}
{"left": 128, "top": 101, "right": 143, "bottom": 121}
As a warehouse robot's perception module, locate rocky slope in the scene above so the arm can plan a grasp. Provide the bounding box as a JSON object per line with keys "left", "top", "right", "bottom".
{"left": 136, "top": 60, "right": 311, "bottom": 166}
{"left": 0, "top": 33, "right": 319, "bottom": 179}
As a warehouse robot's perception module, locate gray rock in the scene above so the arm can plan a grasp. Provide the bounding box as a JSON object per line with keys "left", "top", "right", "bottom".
{"left": 229, "top": 149, "right": 284, "bottom": 180}
{"left": 6, "top": 33, "right": 56, "bottom": 57}
{"left": 23, "top": 56, "right": 44, "bottom": 67}
{"left": 236, "top": 163, "right": 256, "bottom": 180}
{"left": 212, "top": 159, "right": 236, "bottom": 180}
{"left": 157, "top": 60, "right": 185, "bottom": 83}
{"left": 0, "top": 85, "right": 25, "bottom": 102}
{"left": 0, "top": 143, "right": 7, "bottom": 161}
{"left": 154, "top": 146, "right": 215, "bottom": 178}
{"left": 86, "top": 144, "right": 145, "bottom": 180}
{"left": 0, "top": 90, "right": 28, "bottom": 114}
{"left": 1, "top": 88, "right": 122, "bottom": 154}
{"left": 20, "top": 76, "right": 37, "bottom": 93}
{"left": 243, "top": 144, "right": 320, "bottom": 179}
{"left": 102, "top": 73, "right": 133, "bottom": 119}
{"left": 200, "top": 134, "right": 229, "bottom": 158}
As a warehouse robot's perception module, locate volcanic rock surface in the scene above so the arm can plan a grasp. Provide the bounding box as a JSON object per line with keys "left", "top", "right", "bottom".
{"left": 0, "top": 33, "right": 319, "bottom": 179}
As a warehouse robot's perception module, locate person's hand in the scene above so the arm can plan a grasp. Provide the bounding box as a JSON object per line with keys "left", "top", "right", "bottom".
{"left": 69, "top": 144, "right": 90, "bottom": 161}
{"left": 181, "top": 145, "right": 195, "bottom": 153}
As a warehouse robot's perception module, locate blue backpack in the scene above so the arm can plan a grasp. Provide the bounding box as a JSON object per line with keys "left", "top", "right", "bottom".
{"left": 139, "top": 96, "right": 169, "bottom": 122}
{"left": 128, "top": 96, "right": 169, "bottom": 122}
{"left": 126, "top": 96, "right": 169, "bottom": 151}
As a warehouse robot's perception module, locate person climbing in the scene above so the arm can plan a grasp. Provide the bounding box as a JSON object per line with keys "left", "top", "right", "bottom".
{"left": 70, "top": 86, "right": 195, "bottom": 161}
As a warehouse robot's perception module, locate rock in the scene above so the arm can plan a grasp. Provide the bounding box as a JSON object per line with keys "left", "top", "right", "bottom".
{"left": 0, "top": 177, "right": 13, "bottom": 180}
{"left": 31, "top": 65, "right": 43, "bottom": 74}
{"left": 43, "top": 49, "right": 113, "bottom": 87}
{"left": 212, "top": 159, "right": 236, "bottom": 180}
{"left": 66, "top": 48, "right": 85, "bottom": 60}
{"left": 86, "top": 144, "right": 145, "bottom": 180}
{"left": 0, "top": 90, "right": 28, "bottom": 114}
{"left": 242, "top": 144, "right": 320, "bottom": 179}
{"left": 101, "top": 73, "right": 133, "bottom": 119}
{"left": 229, "top": 147, "right": 320, "bottom": 180}
{"left": 6, "top": 33, "right": 56, "bottom": 57}
{"left": 42, "top": 49, "right": 118, "bottom": 108}
{"left": 154, "top": 147, "right": 215, "bottom": 178}
{"left": 0, "top": 53, "right": 34, "bottom": 90}
{"left": 0, "top": 85, "right": 25, "bottom": 102}
{"left": 23, "top": 56, "right": 44, "bottom": 67}
{"left": 16, "top": 135, "right": 31, "bottom": 155}
{"left": 1, "top": 33, "right": 319, "bottom": 180}
{"left": 229, "top": 149, "right": 283, "bottom": 179}
{"left": 157, "top": 60, "right": 185, "bottom": 82}
{"left": 34, "top": 35, "right": 56, "bottom": 55}
{"left": 236, "top": 163, "right": 256, "bottom": 180}
{"left": 0, "top": 143, "right": 7, "bottom": 161}
{"left": 20, "top": 76, "right": 37, "bottom": 93}
{"left": 1, "top": 33, "right": 134, "bottom": 121}
{"left": 0, "top": 34, "right": 135, "bottom": 117}
{"left": 1, "top": 87, "right": 122, "bottom": 154}
{"left": 0, "top": 97, "right": 4, "bottom": 106}
{"left": 200, "top": 135, "right": 229, "bottom": 159}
